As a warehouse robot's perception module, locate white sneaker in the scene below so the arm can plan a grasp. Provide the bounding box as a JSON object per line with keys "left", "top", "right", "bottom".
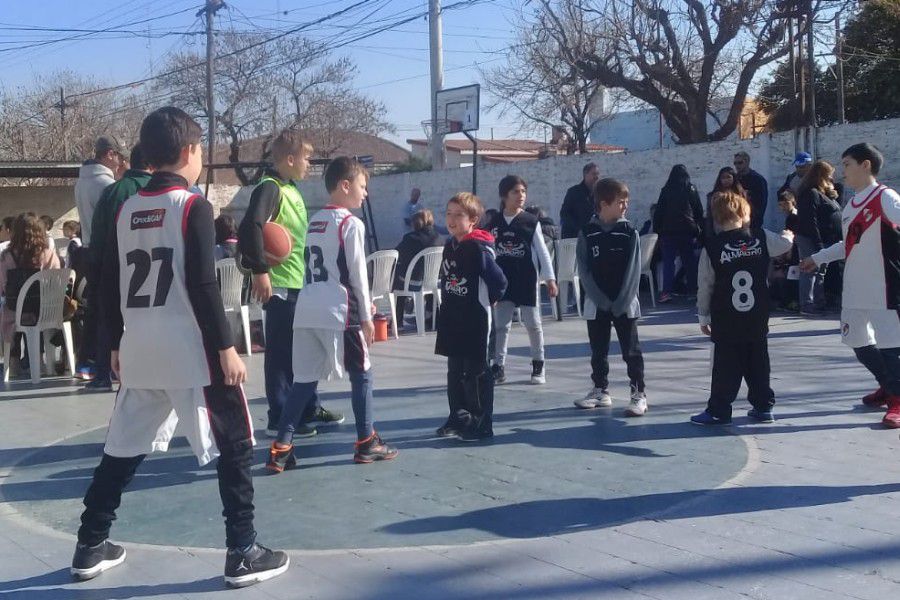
{"left": 574, "top": 387, "right": 612, "bottom": 409}
{"left": 530, "top": 361, "right": 546, "bottom": 385}
{"left": 625, "top": 391, "right": 648, "bottom": 417}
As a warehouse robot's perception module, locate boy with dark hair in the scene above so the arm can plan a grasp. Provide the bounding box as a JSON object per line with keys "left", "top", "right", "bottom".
{"left": 574, "top": 178, "right": 648, "bottom": 416}
{"left": 82, "top": 143, "right": 154, "bottom": 390}
{"left": 692, "top": 191, "right": 793, "bottom": 425}
{"left": 72, "top": 107, "right": 288, "bottom": 588}
{"left": 237, "top": 128, "right": 341, "bottom": 438}
{"left": 267, "top": 157, "right": 397, "bottom": 471}
{"left": 435, "top": 192, "right": 507, "bottom": 441}
{"left": 801, "top": 143, "right": 900, "bottom": 428}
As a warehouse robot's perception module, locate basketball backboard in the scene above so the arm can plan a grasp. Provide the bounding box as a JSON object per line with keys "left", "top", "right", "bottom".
{"left": 434, "top": 84, "right": 480, "bottom": 135}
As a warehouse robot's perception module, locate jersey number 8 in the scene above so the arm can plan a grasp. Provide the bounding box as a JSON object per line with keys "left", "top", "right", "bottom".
{"left": 731, "top": 270, "right": 755, "bottom": 312}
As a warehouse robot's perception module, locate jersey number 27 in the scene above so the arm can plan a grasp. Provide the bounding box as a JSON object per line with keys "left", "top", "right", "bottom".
{"left": 126, "top": 247, "right": 174, "bottom": 308}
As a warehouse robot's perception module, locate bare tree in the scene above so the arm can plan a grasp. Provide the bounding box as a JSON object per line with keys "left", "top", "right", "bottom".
{"left": 155, "top": 32, "right": 393, "bottom": 184}
{"left": 0, "top": 71, "right": 143, "bottom": 169}
{"left": 539, "top": 0, "right": 845, "bottom": 144}
{"left": 483, "top": 5, "right": 607, "bottom": 153}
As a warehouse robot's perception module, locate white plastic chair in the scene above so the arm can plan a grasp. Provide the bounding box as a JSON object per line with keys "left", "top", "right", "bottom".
{"left": 554, "top": 239, "right": 581, "bottom": 317}
{"left": 366, "top": 250, "right": 399, "bottom": 339}
{"left": 394, "top": 247, "right": 443, "bottom": 336}
{"left": 639, "top": 233, "right": 659, "bottom": 308}
{"left": 2, "top": 268, "right": 75, "bottom": 384}
{"left": 216, "top": 259, "right": 252, "bottom": 356}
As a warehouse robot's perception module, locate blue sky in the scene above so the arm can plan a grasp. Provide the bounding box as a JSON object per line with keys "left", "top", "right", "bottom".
{"left": 0, "top": 0, "right": 527, "bottom": 146}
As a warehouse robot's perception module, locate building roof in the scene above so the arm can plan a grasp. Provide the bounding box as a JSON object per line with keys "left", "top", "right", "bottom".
{"left": 406, "top": 138, "right": 624, "bottom": 154}
{"left": 0, "top": 162, "right": 81, "bottom": 179}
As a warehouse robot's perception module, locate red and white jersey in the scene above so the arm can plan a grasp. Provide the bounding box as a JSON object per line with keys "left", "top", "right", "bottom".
{"left": 293, "top": 206, "right": 372, "bottom": 331}
{"left": 813, "top": 182, "right": 900, "bottom": 310}
{"left": 116, "top": 188, "right": 210, "bottom": 388}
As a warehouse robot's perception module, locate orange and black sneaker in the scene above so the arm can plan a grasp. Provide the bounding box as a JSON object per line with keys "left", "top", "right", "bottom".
{"left": 266, "top": 443, "right": 297, "bottom": 473}
{"left": 863, "top": 387, "right": 888, "bottom": 409}
{"left": 353, "top": 433, "right": 398, "bottom": 464}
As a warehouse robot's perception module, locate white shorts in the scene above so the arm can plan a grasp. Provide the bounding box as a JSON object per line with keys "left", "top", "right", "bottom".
{"left": 103, "top": 387, "right": 253, "bottom": 466}
{"left": 291, "top": 327, "right": 370, "bottom": 383}
{"left": 840, "top": 308, "right": 900, "bottom": 348}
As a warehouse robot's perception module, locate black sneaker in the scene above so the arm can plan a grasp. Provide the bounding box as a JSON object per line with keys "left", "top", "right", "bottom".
{"left": 353, "top": 433, "right": 399, "bottom": 463}
{"left": 458, "top": 422, "right": 494, "bottom": 442}
{"left": 312, "top": 406, "right": 345, "bottom": 425}
{"left": 491, "top": 364, "right": 506, "bottom": 384}
{"left": 83, "top": 377, "right": 113, "bottom": 392}
{"left": 224, "top": 543, "right": 289, "bottom": 588}
{"left": 71, "top": 540, "right": 126, "bottom": 581}
{"left": 265, "top": 443, "right": 297, "bottom": 474}
{"left": 436, "top": 419, "right": 462, "bottom": 437}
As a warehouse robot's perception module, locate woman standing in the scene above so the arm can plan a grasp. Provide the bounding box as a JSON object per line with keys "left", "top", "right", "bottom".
{"left": 653, "top": 164, "right": 704, "bottom": 303}
{"left": 795, "top": 160, "right": 841, "bottom": 314}
{"left": 485, "top": 175, "right": 558, "bottom": 384}
{"left": 705, "top": 166, "right": 747, "bottom": 235}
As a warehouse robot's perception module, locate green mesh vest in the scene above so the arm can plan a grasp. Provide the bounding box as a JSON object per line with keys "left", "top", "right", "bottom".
{"left": 260, "top": 176, "right": 307, "bottom": 289}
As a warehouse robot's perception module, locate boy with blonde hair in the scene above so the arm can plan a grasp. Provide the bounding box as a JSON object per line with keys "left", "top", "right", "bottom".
{"left": 267, "top": 157, "right": 397, "bottom": 470}
{"left": 238, "top": 128, "right": 342, "bottom": 437}
{"left": 691, "top": 191, "right": 793, "bottom": 425}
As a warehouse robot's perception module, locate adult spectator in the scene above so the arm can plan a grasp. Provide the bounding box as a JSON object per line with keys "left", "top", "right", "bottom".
{"left": 653, "top": 164, "right": 704, "bottom": 302}
{"left": 215, "top": 214, "right": 239, "bottom": 260}
{"left": 733, "top": 151, "right": 769, "bottom": 228}
{"left": 795, "top": 160, "right": 841, "bottom": 314}
{"left": 705, "top": 167, "right": 747, "bottom": 235}
{"left": 0, "top": 216, "right": 13, "bottom": 255}
{"left": 560, "top": 162, "right": 600, "bottom": 238}
{"left": 403, "top": 188, "right": 423, "bottom": 230}
{"left": 779, "top": 152, "right": 813, "bottom": 195}
{"left": 0, "top": 214, "right": 60, "bottom": 378}
{"left": 393, "top": 209, "right": 443, "bottom": 329}
{"left": 75, "top": 137, "right": 121, "bottom": 249}
{"left": 80, "top": 143, "right": 152, "bottom": 389}
{"left": 524, "top": 205, "right": 560, "bottom": 249}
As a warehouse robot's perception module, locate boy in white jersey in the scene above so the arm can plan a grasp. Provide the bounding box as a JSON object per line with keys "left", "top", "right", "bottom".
{"left": 801, "top": 143, "right": 900, "bottom": 428}
{"left": 267, "top": 156, "right": 397, "bottom": 471}
{"left": 71, "top": 107, "right": 288, "bottom": 588}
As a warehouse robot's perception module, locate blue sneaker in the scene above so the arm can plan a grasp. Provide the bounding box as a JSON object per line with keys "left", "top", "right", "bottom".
{"left": 747, "top": 408, "right": 775, "bottom": 423}
{"left": 75, "top": 363, "right": 94, "bottom": 381}
{"left": 690, "top": 410, "right": 732, "bottom": 425}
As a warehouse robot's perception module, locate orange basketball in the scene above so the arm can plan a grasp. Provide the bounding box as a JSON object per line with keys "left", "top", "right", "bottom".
{"left": 262, "top": 222, "right": 293, "bottom": 266}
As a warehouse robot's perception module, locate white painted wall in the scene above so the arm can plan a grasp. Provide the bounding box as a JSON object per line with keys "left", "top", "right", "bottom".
{"left": 277, "top": 118, "right": 900, "bottom": 250}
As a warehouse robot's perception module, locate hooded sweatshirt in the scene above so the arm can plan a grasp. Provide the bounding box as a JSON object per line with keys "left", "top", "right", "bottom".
{"left": 435, "top": 229, "right": 507, "bottom": 360}
{"left": 75, "top": 160, "right": 115, "bottom": 247}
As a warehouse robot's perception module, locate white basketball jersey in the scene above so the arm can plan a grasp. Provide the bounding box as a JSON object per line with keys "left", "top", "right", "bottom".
{"left": 293, "top": 206, "right": 368, "bottom": 331}
{"left": 116, "top": 188, "right": 210, "bottom": 389}
{"left": 840, "top": 183, "right": 900, "bottom": 310}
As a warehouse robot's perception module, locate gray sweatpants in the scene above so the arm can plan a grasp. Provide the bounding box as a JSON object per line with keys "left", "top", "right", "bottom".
{"left": 493, "top": 300, "right": 544, "bottom": 365}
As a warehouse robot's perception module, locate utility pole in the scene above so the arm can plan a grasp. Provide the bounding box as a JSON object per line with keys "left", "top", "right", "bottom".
{"left": 54, "top": 87, "right": 70, "bottom": 161}
{"left": 201, "top": 0, "right": 225, "bottom": 185}
{"left": 788, "top": 17, "right": 799, "bottom": 154}
{"left": 835, "top": 12, "right": 846, "bottom": 124}
{"left": 429, "top": 0, "right": 445, "bottom": 170}
{"left": 806, "top": 0, "right": 817, "bottom": 156}
{"left": 798, "top": 12, "right": 808, "bottom": 152}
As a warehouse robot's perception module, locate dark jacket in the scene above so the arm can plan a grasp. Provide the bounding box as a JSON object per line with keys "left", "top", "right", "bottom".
{"left": 796, "top": 187, "right": 842, "bottom": 250}
{"left": 737, "top": 169, "right": 769, "bottom": 228}
{"left": 393, "top": 225, "right": 443, "bottom": 290}
{"left": 560, "top": 181, "right": 594, "bottom": 238}
{"left": 435, "top": 230, "right": 507, "bottom": 360}
{"left": 653, "top": 183, "right": 704, "bottom": 237}
{"left": 90, "top": 169, "right": 153, "bottom": 262}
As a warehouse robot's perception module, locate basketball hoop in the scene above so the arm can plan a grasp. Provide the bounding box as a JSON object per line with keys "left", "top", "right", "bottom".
{"left": 421, "top": 119, "right": 463, "bottom": 140}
